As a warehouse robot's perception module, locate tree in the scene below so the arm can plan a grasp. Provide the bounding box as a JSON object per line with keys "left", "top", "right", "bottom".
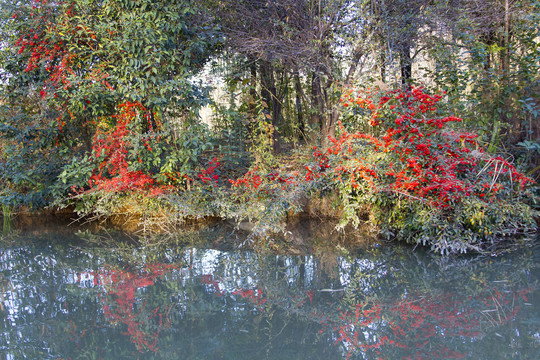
{"left": 0, "top": 0, "right": 220, "bottom": 207}
{"left": 425, "top": 0, "right": 539, "bottom": 156}
{"left": 213, "top": 0, "right": 369, "bottom": 148}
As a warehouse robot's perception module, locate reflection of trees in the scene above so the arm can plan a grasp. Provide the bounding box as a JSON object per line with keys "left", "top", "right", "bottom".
{"left": 0, "top": 247, "right": 83, "bottom": 358}
{"left": 179, "top": 246, "right": 539, "bottom": 359}
{"left": 0, "top": 236, "right": 538, "bottom": 359}
{"left": 97, "top": 264, "right": 178, "bottom": 352}
{"left": 325, "top": 247, "right": 539, "bottom": 359}
{"left": 332, "top": 289, "right": 533, "bottom": 359}
{"left": 192, "top": 245, "right": 539, "bottom": 359}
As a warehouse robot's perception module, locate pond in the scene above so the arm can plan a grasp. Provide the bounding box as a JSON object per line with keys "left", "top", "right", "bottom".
{"left": 0, "top": 222, "right": 539, "bottom": 359}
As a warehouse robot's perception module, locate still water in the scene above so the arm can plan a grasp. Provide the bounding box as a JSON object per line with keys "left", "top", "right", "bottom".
{"left": 0, "top": 224, "right": 538, "bottom": 359}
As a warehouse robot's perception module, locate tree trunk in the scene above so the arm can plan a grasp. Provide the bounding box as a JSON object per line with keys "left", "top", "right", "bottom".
{"left": 399, "top": 41, "right": 412, "bottom": 87}
{"left": 380, "top": 49, "right": 386, "bottom": 82}
{"left": 249, "top": 58, "right": 257, "bottom": 117}
{"left": 248, "top": 57, "right": 257, "bottom": 137}
{"left": 293, "top": 67, "right": 306, "bottom": 142}
{"left": 502, "top": 0, "right": 510, "bottom": 77}
{"left": 321, "top": 78, "right": 336, "bottom": 146}
{"left": 260, "top": 60, "right": 281, "bottom": 153}
{"left": 310, "top": 70, "right": 324, "bottom": 145}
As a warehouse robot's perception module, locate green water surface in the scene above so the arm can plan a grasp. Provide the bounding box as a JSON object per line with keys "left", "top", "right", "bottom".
{"left": 0, "top": 225, "right": 538, "bottom": 359}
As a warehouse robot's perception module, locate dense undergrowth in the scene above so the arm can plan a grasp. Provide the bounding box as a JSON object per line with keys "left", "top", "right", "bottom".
{"left": 333, "top": 87, "right": 538, "bottom": 253}
{"left": 1, "top": 0, "right": 538, "bottom": 255}
{"left": 6, "top": 87, "right": 536, "bottom": 255}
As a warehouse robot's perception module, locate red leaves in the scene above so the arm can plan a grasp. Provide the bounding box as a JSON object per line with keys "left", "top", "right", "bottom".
{"left": 197, "top": 158, "right": 220, "bottom": 185}
{"left": 16, "top": 1, "right": 66, "bottom": 74}
{"left": 333, "top": 286, "right": 530, "bottom": 359}
{"left": 86, "top": 101, "right": 166, "bottom": 194}
{"left": 232, "top": 287, "right": 267, "bottom": 309}
{"left": 229, "top": 168, "right": 263, "bottom": 189}
{"left": 90, "top": 169, "right": 155, "bottom": 193}
{"left": 334, "top": 86, "right": 534, "bottom": 208}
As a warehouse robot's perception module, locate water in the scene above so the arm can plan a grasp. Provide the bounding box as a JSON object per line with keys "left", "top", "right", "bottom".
{"left": 0, "top": 225, "right": 538, "bottom": 359}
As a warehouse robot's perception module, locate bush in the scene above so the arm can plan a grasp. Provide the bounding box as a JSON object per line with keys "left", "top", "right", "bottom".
{"left": 327, "top": 87, "right": 537, "bottom": 254}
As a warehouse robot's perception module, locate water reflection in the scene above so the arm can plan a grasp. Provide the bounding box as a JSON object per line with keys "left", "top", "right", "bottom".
{"left": 0, "top": 232, "right": 538, "bottom": 359}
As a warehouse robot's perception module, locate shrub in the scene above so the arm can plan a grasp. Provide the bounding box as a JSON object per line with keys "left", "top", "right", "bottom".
{"left": 326, "top": 87, "right": 537, "bottom": 254}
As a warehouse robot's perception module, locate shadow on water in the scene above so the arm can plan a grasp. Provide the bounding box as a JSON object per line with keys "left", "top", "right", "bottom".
{"left": 0, "top": 219, "right": 538, "bottom": 359}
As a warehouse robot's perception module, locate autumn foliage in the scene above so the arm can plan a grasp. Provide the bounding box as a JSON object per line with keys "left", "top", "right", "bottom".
{"left": 1, "top": 1, "right": 537, "bottom": 254}
{"left": 324, "top": 87, "right": 537, "bottom": 253}
{"left": 334, "top": 87, "right": 533, "bottom": 207}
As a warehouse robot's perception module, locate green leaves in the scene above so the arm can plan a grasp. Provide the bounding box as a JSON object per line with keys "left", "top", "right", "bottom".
{"left": 0, "top": 0, "right": 221, "bottom": 209}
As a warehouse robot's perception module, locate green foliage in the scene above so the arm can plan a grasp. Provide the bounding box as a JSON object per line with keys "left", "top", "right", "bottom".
{"left": 153, "top": 120, "right": 214, "bottom": 185}
{"left": 0, "top": 0, "right": 220, "bottom": 207}
{"left": 0, "top": 0, "right": 538, "bottom": 255}
{"left": 331, "top": 87, "right": 538, "bottom": 254}
{"left": 0, "top": 106, "right": 67, "bottom": 208}
{"left": 426, "top": 0, "right": 540, "bottom": 151}
{"left": 212, "top": 106, "right": 251, "bottom": 172}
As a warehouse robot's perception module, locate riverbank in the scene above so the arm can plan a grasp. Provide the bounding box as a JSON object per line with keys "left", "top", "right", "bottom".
{"left": 1, "top": 197, "right": 380, "bottom": 254}
{"left": 2, "top": 89, "right": 538, "bottom": 254}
